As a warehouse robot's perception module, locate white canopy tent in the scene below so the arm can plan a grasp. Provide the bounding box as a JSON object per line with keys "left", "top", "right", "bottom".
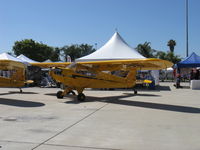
{"left": 0, "top": 53, "right": 28, "bottom": 64}
{"left": 17, "top": 54, "right": 39, "bottom": 63}
{"left": 76, "top": 32, "right": 145, "bottom": 62}
{"left": 43, "top": 59, "right": 53, "bottom": 63}
{"left": 76, "top": 32, "right": 162, "bottom": 85}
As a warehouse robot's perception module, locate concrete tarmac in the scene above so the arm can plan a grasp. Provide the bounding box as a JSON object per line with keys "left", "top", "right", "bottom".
{"left": 0, "top": 82, "right": 200, "bottom": 150}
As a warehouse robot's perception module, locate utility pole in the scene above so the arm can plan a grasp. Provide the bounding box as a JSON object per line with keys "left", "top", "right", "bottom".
{"left": 186, "top": 0, "right": 189, "bottom": 57}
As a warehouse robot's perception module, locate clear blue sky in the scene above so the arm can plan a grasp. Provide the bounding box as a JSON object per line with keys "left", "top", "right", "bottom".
{"left": 0, "top": 0, "right": 199, "bottom": 58}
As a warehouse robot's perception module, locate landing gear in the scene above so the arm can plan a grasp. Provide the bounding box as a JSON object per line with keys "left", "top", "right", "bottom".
{"left": 67, "top": 91, "right": 76, "bottom": 95}
{"left": 19, "top": 88, "right": 22, "bottom": 93}
{"left": 56, "top": 91, "right": 64, "bottom": 99}
{"left": 133, "top": 89, "right": 137, "bottom": 94}
{"left": 56, "top": 87, "right": 85, "bottom": 102}
{"left": 77, "top": 93, "right": 85, "bottom": 102}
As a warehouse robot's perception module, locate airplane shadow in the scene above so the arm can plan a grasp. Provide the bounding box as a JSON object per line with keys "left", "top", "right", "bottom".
{"left": 123, "top": 93, "right": 161, "bottom": 97}
{"left": 177, "top": 86, "right": 190, "bottom": 89}
{"left": 155, "top": 85, "right": 171, "bottom": 91}
{"left": 0, "top": 91, "right": 38, "bottom": 96}
{"left": 65, "top": 93, "right": 200, "bottom": 114}
{"left": 136, "top": 85, "right": 171, "bottom": 92}
{"left": 45, "top": 93, "right": 56, "bottom": 96}
{"left": 0, "top": 98, "right": 45, "bottom": 107}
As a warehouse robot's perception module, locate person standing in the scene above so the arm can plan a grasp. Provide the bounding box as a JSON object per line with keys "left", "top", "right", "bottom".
{"left": 190, "top": 69, "right": 195, "bottom": 80}
{"left": 195, "top": 69, "right": 199, "bottom": 80}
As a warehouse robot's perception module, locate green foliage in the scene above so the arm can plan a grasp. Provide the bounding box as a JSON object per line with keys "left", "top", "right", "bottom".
{"left": 12, "top": 38, "right": 180, "bottom": 64}
{"left": 136, "top": 41, "right": 181, "bottom": 64}
{"left": 12, "top": 39, "right": 60, "bottom": 62}
{"left": 155, "top": 51, "right": 166, "bottom": 60}
{"left": 135, "top": 42, "right": 155, "bottom": 58}
{"left": 60, "top": 44, "right": 95, "bottom": 61}
{"left": 167, "top": 39, "right": 176, "bottom": 53}
{"left": 156, "top": 51, "right": 181, "bottom": 64}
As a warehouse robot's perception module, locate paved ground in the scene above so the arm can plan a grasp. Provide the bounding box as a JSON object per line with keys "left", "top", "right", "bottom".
{"left": 0, "top": 82, "right": 200, "bottom": 150}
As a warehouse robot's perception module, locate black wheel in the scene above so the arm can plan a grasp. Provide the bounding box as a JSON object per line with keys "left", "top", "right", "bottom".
{"left": 57, "top": 91, "right": 64, "bottom": 99}
{"left": 77, "top": 93, "right": 85, "bottom": 102}
{"left": 134, "top": 90, "right": 137, "bottom": 94}
{"left": 20, "top": 89, "right": 23, "bottom": 93}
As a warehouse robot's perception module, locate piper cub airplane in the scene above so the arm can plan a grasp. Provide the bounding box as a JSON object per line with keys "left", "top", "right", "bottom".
{"left": 0, "top": 60, "right": 32, "bottom": 92}
{"left": 32, "top": 58, "right": 173, "bottom": 101}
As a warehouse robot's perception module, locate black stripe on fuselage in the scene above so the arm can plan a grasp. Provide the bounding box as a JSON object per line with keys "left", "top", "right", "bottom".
{"left": 65, "top": 74, "right": 121, "bottom": 83}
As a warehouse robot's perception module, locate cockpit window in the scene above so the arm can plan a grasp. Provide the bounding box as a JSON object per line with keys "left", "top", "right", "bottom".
{"left": 54, "top": 68, "right": 62, "bottom": 75}
{"left": 75, "top": 70, "right": 96, "bottom": 77}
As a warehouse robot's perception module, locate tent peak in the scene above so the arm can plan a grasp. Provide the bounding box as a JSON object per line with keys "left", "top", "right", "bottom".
{"left": 0, "top": 52, "right": 29, "bottom": 65}
{"left": 76, "top": 32, "right": 145, "bottom": 62}
{"left": 17, "top": 54, "right": 38, "bottom": 63}
{"left": 177, "top": 52, "right": 200, "bottom": 68}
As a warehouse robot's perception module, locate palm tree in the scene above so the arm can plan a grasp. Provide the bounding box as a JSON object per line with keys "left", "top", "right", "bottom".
{"left": 135, "top": 42, "right": 154, "bottom": 58}
{"left": 167, "top": 39, "right": 176, "bottom": 53}
{"left": 165, "top": 52, "right": 181, "bottom": 64}
{"left": 156, "top": 51, "right": 181, "bottom": 64}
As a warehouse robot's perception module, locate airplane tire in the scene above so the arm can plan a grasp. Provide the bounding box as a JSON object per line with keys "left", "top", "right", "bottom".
{"left": 77, "top": 93, "right": 85, "bottom": 102}
{"left": 134, "top": 90, "right": 137, "bottom": 94}
{"left": 57, "top": 91, "right": 64, "bottom": 99}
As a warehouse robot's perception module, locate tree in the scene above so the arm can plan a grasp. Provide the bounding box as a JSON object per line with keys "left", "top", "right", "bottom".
{"left": 156, "top": 51, "right": 181, "bottom": 64}
{"left": 167, "top": 39, "right": 176, "bottom": 53}
{"left": 155, "top": 51, "right": 167, "bottom": 60}
{"left": 50, "top": 47, "right": 61, "bottom": 62}
{"left": 12, "top": 39, "right": 60, "bottom": 62}
{"left": 135, "top": 42, "right": 155, "bottom": 58}
{"left": 61, "top": 44, "right": 95, "bottom": 61}
{"left": 165, "top": 52, "right": 181, "bottom": 64}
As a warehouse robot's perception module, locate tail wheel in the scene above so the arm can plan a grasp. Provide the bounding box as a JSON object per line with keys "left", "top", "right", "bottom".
{"left": 57, "top": 91, "right": 64, "bottom": 99}
{"left": 77, "top": 93, "right": 85, "bottom": 102}
{"left": 134, "top": 90, "right": 137, "bottom": 94}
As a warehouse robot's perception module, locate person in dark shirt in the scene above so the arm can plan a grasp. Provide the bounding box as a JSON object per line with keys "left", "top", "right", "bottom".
{"left": 176, "top": 73, "right": 181, "bottom": 88}
{"left": 195, "top": 69, "right": 199, "bottom": 80}
{"left": 190, "top": 69, "right": 195, "bottom": 80}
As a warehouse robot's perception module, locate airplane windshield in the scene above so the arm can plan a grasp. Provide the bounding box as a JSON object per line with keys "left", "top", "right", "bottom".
{"left": 0, "top": 70, "right": 16, "bottom": 78}
{"left": 54, "top": 68, "right": 62, "bottom": 75}
{"left": 75, "top": 70, "right": 96, "bottom": 77}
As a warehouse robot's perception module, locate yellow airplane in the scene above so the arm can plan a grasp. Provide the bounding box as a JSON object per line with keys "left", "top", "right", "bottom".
{"left": 32, "top": 58, "right": 173, "bottom": 101}
{"left": 0, "top": 60, "right": 32, "bottom": 92}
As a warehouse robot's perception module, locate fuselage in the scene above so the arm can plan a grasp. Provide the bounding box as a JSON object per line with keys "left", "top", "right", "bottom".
{"left": 50, "top": 67, "right": 137, "bottom": 89}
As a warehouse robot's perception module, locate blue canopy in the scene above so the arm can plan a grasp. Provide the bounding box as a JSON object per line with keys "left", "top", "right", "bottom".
{"left": 177, "top": 52, "right": 200, "bottom": 68}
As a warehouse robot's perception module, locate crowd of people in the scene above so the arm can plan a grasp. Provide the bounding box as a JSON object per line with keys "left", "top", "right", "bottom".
{"left": 190, "top": 68, "right": 200, "bottom": 80}
{"left": 174, "top": 68, "right": 200, "bottom": 88}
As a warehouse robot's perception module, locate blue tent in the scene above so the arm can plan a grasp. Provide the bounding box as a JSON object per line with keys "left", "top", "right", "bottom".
{"left": 177, "top": 52, "right": 200, "bottom": 68}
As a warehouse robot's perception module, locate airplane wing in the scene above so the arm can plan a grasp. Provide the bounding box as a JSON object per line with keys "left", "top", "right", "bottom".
{"left": 31, "top": 58, "right": 172, "bottom": 71}
{"left": 30, "top": 62, "right": 71, "bottom": 68}
{"left": 75, "top": 58, "right": 173, "bottom": 71}
{"left": 0, "top": 59, "right": 26, "bottom": 69}
{"left": 0, "top": 60, "right": 26, "bottom": 88}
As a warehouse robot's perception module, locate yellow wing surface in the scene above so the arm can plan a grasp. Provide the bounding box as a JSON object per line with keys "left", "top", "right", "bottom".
{"left": 31, "top": 58, "right": 173, "bottom": 70}
{"left": 31, "top": 62, "right": 71, "bottom": 68}
{"left": 0, "top": 60, "right": 26, "bottom": 87}
{"left": 76, "top": 58, "right": 173, "bottom": 71}
{"left": 0, "top": 59, "right": 25, "bottom": 70}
